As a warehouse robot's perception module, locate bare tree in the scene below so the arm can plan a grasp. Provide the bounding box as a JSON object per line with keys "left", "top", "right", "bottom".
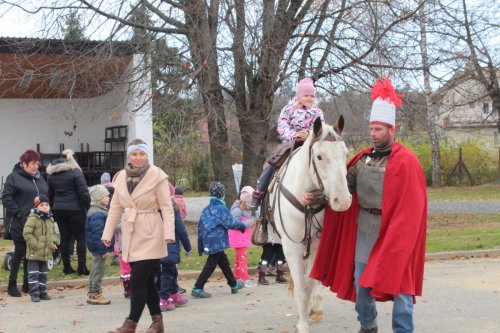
{"left": 418, "top": 0, "right": 441, "bottom": 187}
{"left": 0, "top": 0, "right": 434, "bottom": 199}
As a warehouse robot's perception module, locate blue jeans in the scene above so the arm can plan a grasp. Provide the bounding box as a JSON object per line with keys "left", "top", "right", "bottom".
{"left": 354, "top": 261, "right": 414, "bottom": 333}
{"left": 159, "top": 263, "right": 178, "bottom": 299}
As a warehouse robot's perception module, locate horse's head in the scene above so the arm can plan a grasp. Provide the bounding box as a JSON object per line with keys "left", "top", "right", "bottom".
{"left": 305, "top": 116, "right": 352, "bottom": 212}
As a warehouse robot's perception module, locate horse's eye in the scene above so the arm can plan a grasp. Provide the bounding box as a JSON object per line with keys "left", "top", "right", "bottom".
{"left": 317, "top": 155, "right": 322, "bottom": 161}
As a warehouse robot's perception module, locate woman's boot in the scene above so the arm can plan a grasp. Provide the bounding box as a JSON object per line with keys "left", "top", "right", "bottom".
{"left": 147, "top": 314, "right": 164, "bottom": 333}
{"left": 63, "top": 262, "right": 76, "bottom": 275}
{"left": 77, "top": 263, "right": 90, "bottom": 276}
{"left": 22, "top": 278, "right": 29, "bottom": 293}
{"left": 108, "top": 318, "right": 137, "bottom": 333}
{"left": 7, "top": 280, "right": 21, "bottom": 297}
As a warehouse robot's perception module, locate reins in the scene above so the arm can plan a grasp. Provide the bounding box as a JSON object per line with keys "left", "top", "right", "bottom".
{"left": 273, "top": 129, "right": 338, "bottom": 260}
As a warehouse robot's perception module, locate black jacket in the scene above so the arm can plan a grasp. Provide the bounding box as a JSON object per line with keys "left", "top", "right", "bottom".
{"left": 2, "top": 163, "right": 49, "bottom": 241}
{"left": 46, "top": 161, "right": 91, "bottom": 212}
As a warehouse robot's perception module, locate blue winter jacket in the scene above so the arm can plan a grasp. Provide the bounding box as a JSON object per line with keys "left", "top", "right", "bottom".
{"left": 161, "top": 210, "right": 192, "bottom": 265}
{"left": 86, "top": 205, "right": 114, "bottom": 256}
{"left": 197, "top": 197, "right": 245, "bottom": 255}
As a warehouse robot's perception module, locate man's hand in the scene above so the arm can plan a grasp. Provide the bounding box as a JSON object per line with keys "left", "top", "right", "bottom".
{"left": 302, "top": 192, "right": 315, "bottom": 206}
{"left": 302, "top": 190, "right": 328, "bottom": 206}
{"left": 102, "top": 239, "right": 111, "bottom": 247}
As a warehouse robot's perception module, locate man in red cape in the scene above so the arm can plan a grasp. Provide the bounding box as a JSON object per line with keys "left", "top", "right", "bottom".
{"left": 308, "top": 78, "right": 427, "bottom": 333}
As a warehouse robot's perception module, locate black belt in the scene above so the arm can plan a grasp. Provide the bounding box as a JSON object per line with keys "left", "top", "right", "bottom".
{"left": 362, "top": 207, "right": 382, "bottom": 215}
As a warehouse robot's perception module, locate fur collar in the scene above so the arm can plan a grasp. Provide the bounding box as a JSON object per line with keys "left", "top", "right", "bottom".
{"left": 46, "top": 161, "right": 74, "bottom": 175}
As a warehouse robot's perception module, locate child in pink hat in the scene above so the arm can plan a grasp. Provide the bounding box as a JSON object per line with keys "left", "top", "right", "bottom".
{"left": 251, "top": 77, "right": 324, "bottom": 209}
{"left": 229, "top": 186, "right": 256, "bottom": 287}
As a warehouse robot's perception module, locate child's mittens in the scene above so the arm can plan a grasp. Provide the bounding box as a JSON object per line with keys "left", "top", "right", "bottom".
{"left": 185, "top": 251, "right": 191, "bottom": 257}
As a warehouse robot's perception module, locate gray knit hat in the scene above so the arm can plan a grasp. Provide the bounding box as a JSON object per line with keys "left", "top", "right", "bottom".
{"left": 89, "top": 185, "right": 110, "bottom": 203}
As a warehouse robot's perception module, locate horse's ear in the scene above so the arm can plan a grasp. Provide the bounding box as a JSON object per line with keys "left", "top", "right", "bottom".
{"left": 313, "top": 117, "right": 322, "bottom": 137}
{"left": 333, "top": 115, "right": 344, "bottom": 135}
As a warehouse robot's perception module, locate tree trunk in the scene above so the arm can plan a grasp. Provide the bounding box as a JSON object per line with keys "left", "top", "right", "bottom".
{"left": 184, "top": 0, "right": 236, "bottom": 204}
{"left": 419, "top": 1, "right": 441, "bottom": 187}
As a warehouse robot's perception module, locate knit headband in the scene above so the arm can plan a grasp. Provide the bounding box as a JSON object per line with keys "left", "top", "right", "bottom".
{"left": 127, "top": 144, "right": 148, "bottom": 156}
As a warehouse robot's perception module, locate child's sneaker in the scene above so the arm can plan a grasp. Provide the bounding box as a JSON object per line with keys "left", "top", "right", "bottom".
{"left": 191, "top": 288, "right": 212, "bottom": 298}
{"left": 39, "top": 293, "right": 51, "bottom": 300}
{"left": 170, "top": 291, "right": 188, "bottom": 306}
{"left": 178, "top": 287, "right": 187, "bottom": 294}
{"left": 159, "top": 298, "right": 175, "bottom": 311}
{"left": 244, "top": 280, "right": 257, "bottom": 288}
{"left": 231, "top": 280, "right": 245, "bottom": 294}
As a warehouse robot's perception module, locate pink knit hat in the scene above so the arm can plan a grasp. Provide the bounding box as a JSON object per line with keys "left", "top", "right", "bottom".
{"left": 295, "top": 78, "right": 316, "bottom": 99}
{"left": 239, "top": 186, "right": 255, "bottom": 203}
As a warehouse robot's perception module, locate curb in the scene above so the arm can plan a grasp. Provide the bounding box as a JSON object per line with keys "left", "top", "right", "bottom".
{"left": 2, "top": 249, "right": 499, "bottom": 291}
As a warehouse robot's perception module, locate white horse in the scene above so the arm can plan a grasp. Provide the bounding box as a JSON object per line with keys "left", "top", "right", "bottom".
{"left": 269, "top": 116, "right": 352, "bottom": 333}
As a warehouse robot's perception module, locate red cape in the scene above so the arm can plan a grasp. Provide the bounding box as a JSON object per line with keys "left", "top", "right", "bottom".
{"left": 310, "top": 143, "right": 427, "bottom": 302}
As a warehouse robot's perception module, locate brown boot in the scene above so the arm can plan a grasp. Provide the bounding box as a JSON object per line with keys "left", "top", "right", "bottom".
{"left": 147, "top": 314, "right": 164, "bottom": 333}
{"left": 108, "top": 318, "right": 137, "bottom": 333}
{"left": 276, "top": 262, "right": 288, "bottom": 284}
{"left": 258, "top": 264, "right": 269, "bottom": 285}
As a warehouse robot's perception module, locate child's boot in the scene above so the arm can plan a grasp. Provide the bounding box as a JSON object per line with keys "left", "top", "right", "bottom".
{"left": 258, "top": 264, "right": 269, "bottom": 285}
{"left": 276, "top": 261, "right": 288, "bottom": 284}
{"left": 122, "top": 279, "right": 131, "bottom": 299}
{"left": 39, "top": 292, "right": 51, "bottom": 300}
{"left": 88, "top": 291, "right": 111, "bottom": 305}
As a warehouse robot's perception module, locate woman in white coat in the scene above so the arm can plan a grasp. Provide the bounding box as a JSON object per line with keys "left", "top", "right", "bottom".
{"left": 102, "top": 139, "right": 175, "bottom": 333}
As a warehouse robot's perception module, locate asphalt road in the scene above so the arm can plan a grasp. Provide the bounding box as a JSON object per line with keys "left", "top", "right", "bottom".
{"left": 184, "top": 197, "right": 500, "bottom": 223}
{"left": 1, "top": 257, "right": 499, "bottom": 333}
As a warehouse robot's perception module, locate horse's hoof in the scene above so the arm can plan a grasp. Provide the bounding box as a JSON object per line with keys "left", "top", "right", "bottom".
{"left": 308, "top": 309, "right": 323, "bottom": 322}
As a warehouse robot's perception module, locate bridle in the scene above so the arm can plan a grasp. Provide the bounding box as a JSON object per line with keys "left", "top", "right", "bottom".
{"left": 274, "top": 127, "right": 342, "bottom": 259}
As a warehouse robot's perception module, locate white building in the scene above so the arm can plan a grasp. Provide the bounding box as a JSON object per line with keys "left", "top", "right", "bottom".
{"left": 0, "top": 38, "right": 153, "bottom": 184}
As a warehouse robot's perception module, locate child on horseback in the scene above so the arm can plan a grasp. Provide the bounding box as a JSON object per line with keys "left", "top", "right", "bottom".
{"left": 249, "top": 77, "right": 324, "bottom": 210}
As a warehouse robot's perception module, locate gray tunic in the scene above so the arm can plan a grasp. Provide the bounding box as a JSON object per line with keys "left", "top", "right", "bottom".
{"left": 346, "top": 146, "right": 391, "bottom": 263}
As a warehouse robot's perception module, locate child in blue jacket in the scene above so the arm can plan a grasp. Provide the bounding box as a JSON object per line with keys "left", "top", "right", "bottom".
{"left": 159, "top": 195, "right": 192, "bottom": 311}
{"left": 191, "top": 182, "right": 246, "bottom": 298}
{"left": 86, "top": 185, "right": 114, "bottom": 305}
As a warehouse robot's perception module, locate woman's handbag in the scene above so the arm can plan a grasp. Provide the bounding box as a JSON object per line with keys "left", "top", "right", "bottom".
{"left": 251, "top": 217, "right": 268, "bottom": 246}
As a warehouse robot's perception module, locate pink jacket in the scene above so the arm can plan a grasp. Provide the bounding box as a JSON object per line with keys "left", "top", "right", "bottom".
{"left": 229, "top": 216, "right": 251, "bottom": 248}
{"left": 102, "top": 165, "right": 175, "bottom": 263}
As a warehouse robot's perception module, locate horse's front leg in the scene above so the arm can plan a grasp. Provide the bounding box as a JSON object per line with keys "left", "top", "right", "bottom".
{"left": 305, "top": 240, "right": 323, "bottom": 322}
{"left": 283, "top": 241, "right": 313, "bottom": 333}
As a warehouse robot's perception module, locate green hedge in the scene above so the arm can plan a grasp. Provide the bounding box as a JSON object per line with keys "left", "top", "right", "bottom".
{"left": 351, "top": 136, "right": 497, "bottom": 186}
{"left": 400, "top": 137, "right": 497, "bottom": 186}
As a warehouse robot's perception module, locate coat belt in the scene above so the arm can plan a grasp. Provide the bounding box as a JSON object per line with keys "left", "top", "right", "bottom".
{"left": 125, "top": 207, "right": 158, "bottom": 222}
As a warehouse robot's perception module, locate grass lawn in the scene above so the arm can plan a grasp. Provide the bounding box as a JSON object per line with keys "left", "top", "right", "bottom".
{"left": 427, "top": 183, "right": 500, "bottom": 201}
